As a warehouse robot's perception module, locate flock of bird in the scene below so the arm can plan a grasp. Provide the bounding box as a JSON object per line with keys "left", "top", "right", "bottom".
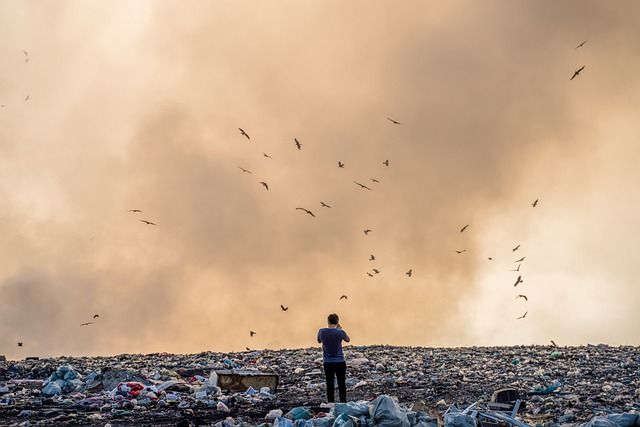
{"left": 8, "top": 39, "right": 589, "bottom": 350}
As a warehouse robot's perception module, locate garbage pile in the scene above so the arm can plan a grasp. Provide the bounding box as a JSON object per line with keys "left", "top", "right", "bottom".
{"left": 0, "top": 345, "right": 638, "bottom": 426}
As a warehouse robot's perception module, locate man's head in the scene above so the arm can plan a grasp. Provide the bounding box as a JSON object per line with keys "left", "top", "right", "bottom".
{"left": 327, "top": 313, "right": 339, "bottom": 325}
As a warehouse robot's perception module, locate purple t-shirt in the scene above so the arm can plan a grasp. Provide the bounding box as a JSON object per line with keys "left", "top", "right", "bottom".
{"left": 317, "top": 328, "right": 347, "bottom": 363}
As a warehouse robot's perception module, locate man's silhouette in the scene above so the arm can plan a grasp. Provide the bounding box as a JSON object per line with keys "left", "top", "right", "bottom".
{"left": 317, "top": 313, "right": 351, "bottom": 402}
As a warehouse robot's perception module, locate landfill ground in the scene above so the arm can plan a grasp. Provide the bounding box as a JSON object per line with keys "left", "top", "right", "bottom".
{"left": 1, "top": 345, "right": 639, "bottom": 426}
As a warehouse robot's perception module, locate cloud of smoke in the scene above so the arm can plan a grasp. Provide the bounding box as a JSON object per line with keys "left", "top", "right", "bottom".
{"left": 1, "top": 1, "right": 639, "bottom": 359}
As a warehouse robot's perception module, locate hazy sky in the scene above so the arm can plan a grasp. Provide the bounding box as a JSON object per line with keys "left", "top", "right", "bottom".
{"left": 1, "top": 1, "right": 639, "bottom": 359}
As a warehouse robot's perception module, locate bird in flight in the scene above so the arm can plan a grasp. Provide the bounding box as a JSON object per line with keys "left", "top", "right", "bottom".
{"left": 513, "top": 275, "right": 523, "bottom": 287}
{"left": 17, "top": 342, "right": 23, "bottom": 347}
{"left": 24, "top": 95, "right": 30, "bottom": 101}
{"left": 246, "top": 347, "right": 251, "bottom": 351}
{"left": 517, "top": 311, "right": 528, "bottom": 320}
{"left": 354, "top": 181, "right": 372, "bottom": 190}
{"left": 387, "top": 117, "right": 401, "bottom": 125}
{"left": 366, "top": 272, "right": 374, "bottom": 277}
{"left": 259, "top": 181, "right": 269, "bottom": 190}
{"left": 488, "top": 257, "right": 493, "bottom": 261}
{"left": 339, "top": 295, "right": 348, "bottom": 300}
{"left": 369, "top": 254, "right": 375, "bottom": 261}
{"left": 280, "top": 305, "right": 288, "bottom": 311}
{"left": 238, "top": 167, "right": 252, "bottom": 174}
{"left": 514, "top": 256, "right": 525, "bottom": 263}
{"left": 294, "top": 138, "right": 302, "bottom": 150}
{"left": 320, "top": 202, "right": 332, "bottom": 208}
{"left": 570, "top": 65, "right": 585, "bottom": 80}
{"left": 140, "top": 220, "right": 157, "bottom": 226}
{"left": 263, "top": 153, "right": 272, "bottom": 159}
{"left": 382, "top": 160, "right": 390, "bottom": 167}
{"left": 406, "top": 269, "right": 412, "bottom": 277}
{"left": 371, "top": 178, "right": 380, "bottom": 183}
{"left": 80, "top": 322, "right": 93, "bottom": 327}
{"left": 128, "top": 209, "right": 142, "bottom": 213}
{"left": 250, "top": 331, "right": 256, "bottom": 337}
{"left": 516, "top": 294, "right": 528, "bottom": 301}
{"left": 532, "top": 199, "right": 539, "bottom": 207}
{"left": 93, "top": 314, "right": 100, "bottom": 318}
{"left": 296, "top": 207, "right": 315, "bottom": 217}
{"left": 511, "top": 264, "right": 521, "bottom": 272}
{"left": 239, "top": 128, "right": 250, "bottom": 140}
{"left": 512, "top": 244, "right": 520, "bottom": 252}
{"left": 338, "top": 161, "right": 344, "bottom": 168}
{"left": 550, "top": 340, "right": 558, "bottom": 347}
{"left": 575, "top": 40, "right": 587, "bottom": 49}
{"left": 372, "top": 268, "right": 380, "bottom": 274}
{"left": 455, "top": 249, "right": 467, "bottom": 254}
{"left": 460, "top": 224, "right": 470, "bottom": 233}
{"left": 363, "top": 229, "right": 372, "bottom": 235}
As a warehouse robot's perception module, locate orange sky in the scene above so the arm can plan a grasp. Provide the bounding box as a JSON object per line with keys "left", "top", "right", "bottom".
{"left": 1, "top": 1, "right": 639, "bottom": 359}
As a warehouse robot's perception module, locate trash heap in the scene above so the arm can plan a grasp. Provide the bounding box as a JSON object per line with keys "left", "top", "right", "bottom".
{"left": 0, "top": 345, "right": 638, "bottom": 426}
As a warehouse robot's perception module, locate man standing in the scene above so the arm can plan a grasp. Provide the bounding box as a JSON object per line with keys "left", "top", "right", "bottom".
{"left": 317, "top": 313, "right": 350, "bottom": 403}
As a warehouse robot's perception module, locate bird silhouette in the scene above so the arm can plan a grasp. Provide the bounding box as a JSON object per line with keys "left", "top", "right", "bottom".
{"left": 280, "top": 305, "right": 288, "bottom": 311}
{"left": 488, "top": 257, "right": 493, "bottom": 261}
{"left": 296, "top": 207, "right": 315, "bottom": 217}
{"left": 387, "top": 117, "right": 401, "bottom": 125}
{"left": 238, "top": 167, "right": 252, "bottom": 174}
{"left": 570, "top": 65, "right": 585, "bottom": 80}
{"left": 238, "top": 128, "right": 250, "bottom": 140}
{"left": 383, "top": 160, "right": 390, "bottom": 167}
{"left": 511, "top": 264, "right": 521, "bottom": 272}
{"left": 93, "top": 314, "right": 99, "bottom": 319}
{"left": 371, "top": 178, "right": 380, "bottom": 183}
{"left": 512, "top": 244, "right": 520, "bottom": 252}
{"left": 24, "top": 95, "right": 30, "bottom": 101}
{"left": 354, "top": 181, "right": 372, "bottom": 190}
{"left": 366, "top": 272, "right": 374, "bottom": 277}
{"left": 575, "top": 40, "right": 587, "bottom": 49}
{"left": 294, "top": 138, "right": 302, "bottom": 150}
{"left": 369, "top": 254, "right": 375, "bottom": 261}
{"left": 455, "top": 249, "right": 467, "bottom": 254}
{"left": 514, "top": 256, "right": 525, "bottom": 263}
{"left": 320, "top": 202, "right": 332, "bottom": 208}
{"left": 128, "top": 209, "right": 142, "bottom": 213}
{"left": 339, "top": 295, "right": 348, "bottom": 300}
{"left": 550, "top": 340, "right": 558, "bottom": 347}
{"left": 80, "top": 322, "right": 93, "bottom": 327}
{"left": 460, "top": 224, "right": 470, "bottom": 233}
{"left": 250, "top": 331, "right": 256, "bottom": 337}
{"left": 140, "top": 220, "right": 157, "bottom": 226}
{"left": 532, "top": 199, "right": 539, "bottom": 207}
{"left": 17, "top": 342, "right": 23, "bottom": 347}
{"left": 406, "top": 269, "right": 412, "bottom": 277}
{"left": 338, "top": 161, "right": 344, "bottom": 168}
{"left": 246, "top": 347, "right": 251, "bottom": 351}
{"left": 263, "top": 153, "right": 272, "bottom": 159}
{"left": 259, "top": 181, "right": 269, "bottom": 190}
{"left": 363, "top": 229, "right": 372, "bottom": 235}
{"left": 516, "top": 294, "right": 528, "bottom": 301}
{"left": 517, "top": 311, "right": 528, "bottom": 320}
{"left": 23, "top": 50, "right": 28, "bottom": 56}
{"left": 513, "top": 275, "right": 523, "bottom": 287}
{"left": 372, "top": 269, "right": 380, "bottom": 274}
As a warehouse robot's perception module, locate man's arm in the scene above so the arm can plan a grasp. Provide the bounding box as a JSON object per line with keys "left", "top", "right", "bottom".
{"left": 342, "top": 329, "right": 351, "bottom": 343}
{"left": 317, "top": 329, "right": 322, "bottom": 344}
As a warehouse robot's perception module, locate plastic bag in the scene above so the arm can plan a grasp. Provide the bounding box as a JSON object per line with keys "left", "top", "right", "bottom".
{"left": 334, "top": 402, "right": 369, "bottom": 418}
{"left": 286, "top": 407, "right": 312, "bottom": 421}
{"left": 369, "top": 395, "right": 410, "bottom": 427}
{"left": 443, "top": 406, "right": 477, "bottom": 427}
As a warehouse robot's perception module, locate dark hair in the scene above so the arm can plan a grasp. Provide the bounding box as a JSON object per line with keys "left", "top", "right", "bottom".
{"left": 327, "top": 313, "right": 339, "bottom": 325}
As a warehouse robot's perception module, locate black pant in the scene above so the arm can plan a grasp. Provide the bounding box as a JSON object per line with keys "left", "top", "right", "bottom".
{"left": 323, "top": 361, "right": 347, "bottom": 403}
